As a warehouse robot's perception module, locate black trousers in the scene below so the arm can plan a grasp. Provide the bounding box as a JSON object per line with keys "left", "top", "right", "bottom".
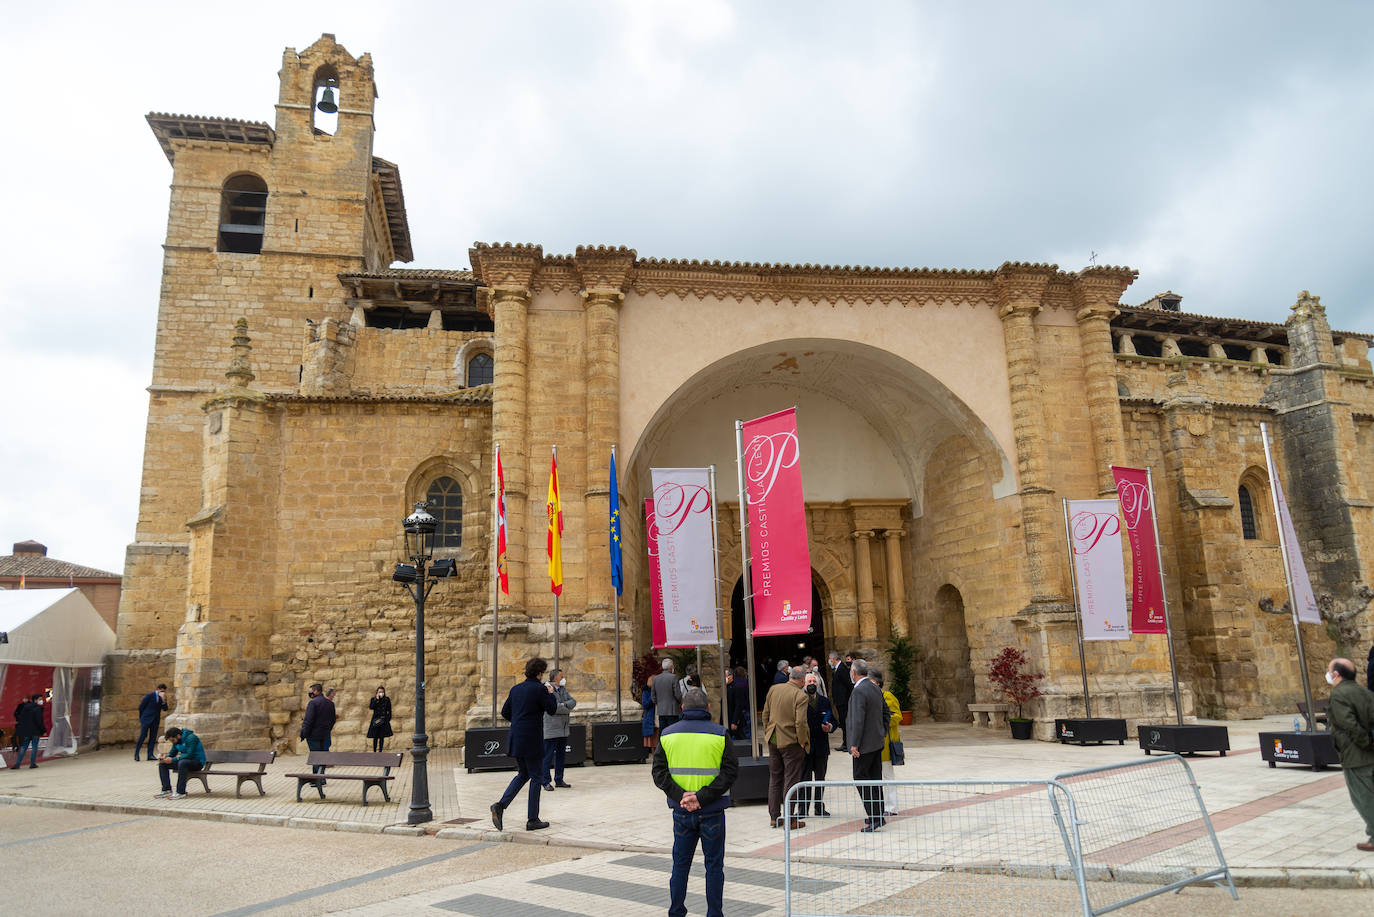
{"left": 852, "top": 749, "right": 884, "bottom": 825}
{"left": 798, "top": 747, "right": 829, "bottom": 812}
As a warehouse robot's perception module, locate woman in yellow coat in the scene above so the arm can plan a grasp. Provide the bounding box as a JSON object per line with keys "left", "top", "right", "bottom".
{"left": 872, "top": 669, "right": 902, "bottom": 816}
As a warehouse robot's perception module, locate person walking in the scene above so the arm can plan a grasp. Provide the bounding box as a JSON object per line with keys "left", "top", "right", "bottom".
{"left": 1327, "top": 657, "right": 1374, "bottom": 851}
{"left": 847, "top": 659, "right": 890, "bottom": 831}
{"left": 542, "top": 668, "right": 577, "bottom": 790}
{"left": 829, "top": 651, "right": 852, "bottom": 751}
{"left": 367, "top": 686, "right": 393, "bottom": 752}
{"left": 761, "top": 664, "right": 811, "bottom": 829}
{"left": 798, "top": 670, "right": 835, "bottom": 817}
{"left": 491, "top": 657, "right": 558, "bottom": 832}
{"left": 652, "top": 658, "right": 684, "bottom": 732}
{"left": 652, "top": 687, "right": 739, "bottom": 917}
{"left": 300, "top": 683, "right": 336, "bottom": 777}
{"left": 11, "top": 694, "right": 45, "bottom": 769}
{"left": 135, "top": 683, "right": 168, "bottom": 761}
{"left": 153, "top": 726, "right": 205, "bottom": 799}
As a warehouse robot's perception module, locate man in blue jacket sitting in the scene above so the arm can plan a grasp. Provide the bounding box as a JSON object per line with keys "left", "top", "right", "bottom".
{"left": 652, "top": 688, "right": 739, "bottom": 917}
{"left": 154, "top": 727, "right": 205, "bottom": 799}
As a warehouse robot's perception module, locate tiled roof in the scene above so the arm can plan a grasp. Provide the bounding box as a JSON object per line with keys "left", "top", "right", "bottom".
{"left": 371, "top": 157, "right": 414, "bottom": 263}
{"left": 0, "top": 555, "right": 120, "bottom": 580}
{"left": 273, "top": 386, "right": 492, "bottom": 405}
{"left": 338, "top": 269, "right": 476, "bottom": 283}
{"left": 146, "top": 113, "right": 275, "bottom": 164}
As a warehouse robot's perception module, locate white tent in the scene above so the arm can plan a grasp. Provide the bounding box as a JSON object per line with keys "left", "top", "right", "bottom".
{"left": 1, "top": 588, "right": 116, "bottom": 756}
{"left": 0, "top": 588, "right": 115, "bottom": 667}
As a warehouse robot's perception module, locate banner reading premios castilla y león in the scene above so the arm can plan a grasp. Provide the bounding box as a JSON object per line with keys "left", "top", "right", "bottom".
{"left": 646, "top": 497, "right": 694, "bottom": 650}
{"left": 650, "top": 468, "right": 719, "bottom": 646}
{"left": 1110, "top": 465, "right": 1166, "bottom": 635}
{"left": 742, "top": 408, "right": 812, "bottom": 636}
{"left": 1066, "top": 499, "right": 1129, "bottom": 641}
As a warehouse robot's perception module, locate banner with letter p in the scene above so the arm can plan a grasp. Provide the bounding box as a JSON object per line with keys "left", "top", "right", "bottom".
{"left": 1110, "top": 465, "right": 1166, "bottom": 634}
{"left": 650, "top": 468, "right": 718, "bottom": 645}
{"left": 742, "top": 408, "right": 812, "bottom": 636}
{"left": 646, "top": 498, "right": 694, "bottom": 649}
{"left": 1067, "top": 499, "right": 1129, "bottom": 641}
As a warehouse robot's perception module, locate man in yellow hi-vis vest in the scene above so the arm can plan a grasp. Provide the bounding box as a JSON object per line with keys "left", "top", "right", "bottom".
{"left": 652, "top": 688, "right": 739, "bottom": 917}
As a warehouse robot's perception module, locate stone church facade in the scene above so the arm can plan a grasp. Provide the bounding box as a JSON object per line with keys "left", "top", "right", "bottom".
{"left": 101, "top": 35, "right": 1374, "bottom": 749}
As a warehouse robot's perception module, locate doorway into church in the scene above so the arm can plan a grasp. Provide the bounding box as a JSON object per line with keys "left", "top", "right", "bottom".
{"left": 730, "top": 576, "right": 826, "bottom": 709}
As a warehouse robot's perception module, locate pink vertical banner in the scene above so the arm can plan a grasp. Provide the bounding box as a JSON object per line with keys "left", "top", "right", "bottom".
{"left": 646, "top": 498, "right": 692, "bottom": 650}
{"left": 651, "top": 468, "right": 719, "bottom": 645}
{"left": 1110, "top": 465, "right": 1166, "bottom": 634}
{"left": 742, "top": 408, "right": 812, "bottom": 636}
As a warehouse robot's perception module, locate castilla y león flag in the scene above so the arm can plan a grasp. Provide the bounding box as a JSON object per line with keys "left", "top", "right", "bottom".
{"left": 742, "top": 408, "right": 811, "bottom": 636}
{"left": 1110, "top": 465, "right": 1166, "bottom": 634}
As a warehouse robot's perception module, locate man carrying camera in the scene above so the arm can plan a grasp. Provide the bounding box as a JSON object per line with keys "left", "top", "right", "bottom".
{"left": 154, "top": 726, "right": 205, "bottom": 799}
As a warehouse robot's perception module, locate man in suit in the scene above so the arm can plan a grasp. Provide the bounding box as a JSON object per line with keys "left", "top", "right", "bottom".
{"left": 829, "top": 651, "right": 852, "bottom": 751}
{"left": 847, "top": 658, "right": 890, "bottom": 831}
{"left": 300, "top": 683, "right": 336, "bottom": 776}
{"left": 652, "top": 658, "right": 684, "bottom": 732}
{"left": 491, "top": 656, "right": 558, "bottom": 831}
{"left": 761, "top": 664, "right": 811, "bottom": 829}
{"left": 135, "top": 683, "right": 168, "bottom": 761}
{"left": 798, "top": 671, "right": 835, "bottom": 817}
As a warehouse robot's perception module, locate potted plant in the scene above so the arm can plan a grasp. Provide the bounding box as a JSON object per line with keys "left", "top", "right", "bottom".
{"left": 885, "top": 635, "right": 921, "bottom": 725}
{"left": 987, "top": 647, "right": 1044, "bottom": 740}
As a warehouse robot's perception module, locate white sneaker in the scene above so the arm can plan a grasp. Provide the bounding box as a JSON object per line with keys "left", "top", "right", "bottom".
{"left": 167, "top": 793, "right": 187, "bottom": 800}
{"left": 153, "top": 791, "right": 171, "bottom": 798}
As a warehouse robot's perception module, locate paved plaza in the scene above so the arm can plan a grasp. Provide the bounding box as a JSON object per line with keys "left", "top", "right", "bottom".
{"left": 4, "top": 714, "right": 1372, "bottom": 915}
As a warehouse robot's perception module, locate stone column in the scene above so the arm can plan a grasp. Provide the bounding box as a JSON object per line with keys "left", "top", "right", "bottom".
{"left": 852, "top": 530, "right": 877, "bottom": 646}
{"left": 1072, "top": 268, "right": 1136, "bottom": 496}
{"left": 882, "top": 529, "right": 908, "bottom": 638}
{"left": 994, "top": 265, "right": 1066, "bottom": 605}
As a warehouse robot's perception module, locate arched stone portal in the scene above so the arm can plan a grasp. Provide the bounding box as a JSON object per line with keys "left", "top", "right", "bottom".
{"left": 927, "top": 583, "right": 975, "bottom": 721}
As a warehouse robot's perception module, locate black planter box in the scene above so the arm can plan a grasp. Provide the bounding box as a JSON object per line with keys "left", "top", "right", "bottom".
{"left": 1258, "top": 731, "right": 1339, "bottom": 771}
{"left": 732, "top": 756, "right": 770, "bottom": 803}
{"left": 1137, "top": 723, "right": 1230, "bottom": 757}
{"left": 592, "top": 722, "right": 645, "bottom": 765}
{"left": 464, "top": 724, "right": 586, "bottom": 772}
{"left": 1055, "top": 717, "right": 1128, "bottom": 745}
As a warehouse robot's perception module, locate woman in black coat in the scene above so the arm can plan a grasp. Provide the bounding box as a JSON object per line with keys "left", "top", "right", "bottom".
{"left": 367, "top": 686, "right": 393, "bottom": 752}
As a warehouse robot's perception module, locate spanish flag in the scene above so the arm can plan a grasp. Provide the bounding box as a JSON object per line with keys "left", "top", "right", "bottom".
{"left": 547, "top": 449, "right": 563, "bottom": 596}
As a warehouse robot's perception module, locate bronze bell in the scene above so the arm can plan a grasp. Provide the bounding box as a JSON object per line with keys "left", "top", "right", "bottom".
{"left": 316, "top": 86, "right": 338, "bottom": 114}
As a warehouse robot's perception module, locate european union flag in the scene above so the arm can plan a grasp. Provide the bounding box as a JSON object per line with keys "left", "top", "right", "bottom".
{"left": 609, "top": 449, "right": 623, "bottom": 596}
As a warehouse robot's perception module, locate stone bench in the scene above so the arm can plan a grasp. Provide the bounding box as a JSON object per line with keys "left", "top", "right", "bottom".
{"left": 968, "top": 703, "right": 1014, "bottom": 728}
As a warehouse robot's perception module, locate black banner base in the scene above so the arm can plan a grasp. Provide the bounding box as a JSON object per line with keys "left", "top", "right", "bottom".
{"left": 593, "top": 722, "right": 646, "bottom": 765}
{"left": 733, "top": 756, "right": 770, "bottom": 803}
{"left": 1055, "top": 717, "right": 1128, "bottom": 745}
{"left": 1258, "top": 730, "right": 1339, "bottom": 771}
{"left": 464, "top": 724, "right": 586, "bottom": 773}
{"left": 1138, "top": 723, "right": 1230, "bottom": 757}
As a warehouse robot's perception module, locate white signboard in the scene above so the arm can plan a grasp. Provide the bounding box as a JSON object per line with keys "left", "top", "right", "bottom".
{"left": 650, "top": 467, "right": 718, "bottom": 645}
{"left": 1067, "top": 499, "right": 1130, "bottom": 641}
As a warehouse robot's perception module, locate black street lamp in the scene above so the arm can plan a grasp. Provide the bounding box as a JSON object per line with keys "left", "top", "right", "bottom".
{"left": 392, "top": 501, "right": 456, "bottom": 825}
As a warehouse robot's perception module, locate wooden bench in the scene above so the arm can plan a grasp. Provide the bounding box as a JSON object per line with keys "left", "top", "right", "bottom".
{"left": 285, "top": 751, "right": 403, "bottom": 805}
{"left": 968, "top": 703, "right": 1014, "bottom": 728}
{"left": 188, "top": 750, "right": 276, "bottom": 797}
{"left": 1297, "top": 700, "right": 1330, "bottom": 729}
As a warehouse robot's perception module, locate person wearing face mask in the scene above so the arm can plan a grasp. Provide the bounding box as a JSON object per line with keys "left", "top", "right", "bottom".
{"left": 1326, "top": 657, "right": 1374, "bottom": 852}
{"left": 135, "top": 682, "right": 169, "bottom": 761}
{"left": 542, "top": 668, "right": 578, "bottom": 791}
{"left": 367, "top": 686, "right": 393, "bottom": 752}
{"left": 11, "top": 694, "right": 46, "bottom": 769}
{"left": 797, "top": 671, "right": 835, "bottom": 817}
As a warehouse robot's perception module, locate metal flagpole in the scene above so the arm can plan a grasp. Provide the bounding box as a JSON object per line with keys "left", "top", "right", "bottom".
{"left": 552, "top": 445, "right": 560, "bottom": 675}
{"left": 735, "top": 421, "right": 762, "bottom": 758}
{"left": 1145, "top": 467, "right": 1184, "bottom": 726}
{"left": 491, "top": 443, "right": 501, "bottom": 724}
{"left": 709, "top": 464, "right": 727, "bottom": 726}
{"left": 1261, "top": 422, "right": 1318, "bottom": 732}
{"left": 612, "top": 445, "right": 623, "bottom": 723}
{"left": 1063, "top": 499, "right": 1092, "bottom": 718}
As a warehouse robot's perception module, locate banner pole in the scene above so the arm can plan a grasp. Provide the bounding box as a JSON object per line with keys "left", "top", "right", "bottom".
{"left": 613, "top": 445, "right": 623, "bottom": 723}
{"left": 735, "top": 420, "right": 761, "bottom": 758}
{"left": 491, "top": 443, "right": 501, "bottom": 724}
{"left": 709, "top": 464, "right": 727, "bottom": 727}
{"left": 1063, "top": 499, "right": 1092, "bottom": 718}
{"left": 552, "top": 445, "right": 560, "bottom": 676}
{"left": 1261, "top": 422, "right": 1318, "bottom": 732}
{"left": 1145, "top": 467, "right": 1184, "bottom": 726}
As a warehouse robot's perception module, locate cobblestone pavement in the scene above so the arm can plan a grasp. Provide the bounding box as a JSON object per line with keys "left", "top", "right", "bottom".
{"left": 3, "top": 714, "right": 1372, "bottom": 910}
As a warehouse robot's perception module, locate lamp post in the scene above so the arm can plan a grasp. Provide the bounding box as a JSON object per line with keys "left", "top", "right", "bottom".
{"left": 392, "top": 501, "right": 457, "bottom": 826}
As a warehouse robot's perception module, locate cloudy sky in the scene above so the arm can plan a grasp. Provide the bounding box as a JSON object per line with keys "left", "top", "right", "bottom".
{"left": 3, "top": 2, "right": 1373, "bottom": 573}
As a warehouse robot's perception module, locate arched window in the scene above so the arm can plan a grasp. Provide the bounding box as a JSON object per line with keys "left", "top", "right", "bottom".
{"left": 467, "top": 352, "right": 493, "bottom": 387}
{"left": 1238, "top": 484, "right": 1258, "bottom": 540}
{"left": 426, "top": 476, "right": 463, "bottom": 548}
{"left": 218, "top": 174, "right": 268, "bottom": 254}
{"left": 312, "top": 65, "right": 340, "bottom": 136}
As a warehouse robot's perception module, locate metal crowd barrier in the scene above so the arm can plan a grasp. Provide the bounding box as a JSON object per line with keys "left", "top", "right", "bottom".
{"left": 781, "top": 753, "right": 1235, "bottom": 916}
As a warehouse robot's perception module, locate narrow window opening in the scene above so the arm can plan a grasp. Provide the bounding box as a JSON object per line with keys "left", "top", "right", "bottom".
{"left": 467, "top": 352, "right": 494, "bottom": 387}
{"left": 1238, "top": 485, "right": 1258, "bottom": 540}
{"left": 1178, "top": 339, "right": 1210, "bottom": 358}
{"left": 1222, "top": 343, "right": 1250, "bottom": 361}
{"left": 1133, "top": 336, "right": 1164, "bottom": 358}
{"left": 295, "top": 218, "right": 299, "bottom": 232}
{"left": 218, "top": 174, "right": 268, "bottom": 254}
{"left": 426, "top": 476, "right": 463, "bottom": 548}
{"left": 308, "top": 286, "right": 313, "bottom": 299}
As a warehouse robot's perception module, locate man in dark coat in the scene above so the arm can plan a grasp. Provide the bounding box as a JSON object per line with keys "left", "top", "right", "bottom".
{"left": 651, "top": 658, "right": 684, "bottom": 732}
{"left": 725, "top": 667, "right": 750, "bottom": 740}
{"left": 135, "top": 683, "right": 168, "bottom": 761}
{"left": 798, "top": 671, "right": 835, "bottom": 816}
{"left": 847, "top": 658, "right": 890, "bottom": 831}
{"left": 11, "top": 695, "right": 46, "bottom": 769}
{"left": 300, "top": 683, "right": 336, "bottom": 776}
{"left": 1328, "top": 657, "right": 1374, "bottom": 851}
{"left": 829, "top": 650, "right": 852, "bottom": 751}
{"left": 491, "top": 656, "right": 558, "bottom": 831}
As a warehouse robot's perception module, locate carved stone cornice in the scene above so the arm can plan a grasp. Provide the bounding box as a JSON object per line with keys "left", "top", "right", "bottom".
{"left": 994, "top": 262, "right": 1058, "bottom": 317}
{"left": 574, "top": 244, "right": 636, "bottom": 295}
{"left": 469, "top": 243, "right": 543, "bottom": 289}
